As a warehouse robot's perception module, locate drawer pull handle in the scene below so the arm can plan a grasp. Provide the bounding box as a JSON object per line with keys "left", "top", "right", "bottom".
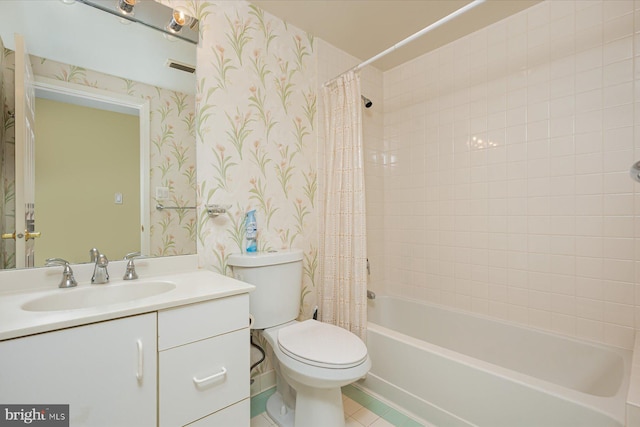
{"left": 136, "top": 339, "right": 143, "bottom": 382}
{"left": 193, "top": 367, "right": 227, "bottom": 388}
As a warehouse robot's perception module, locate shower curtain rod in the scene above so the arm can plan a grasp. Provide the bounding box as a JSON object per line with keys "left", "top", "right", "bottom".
{"left": 323, "top": 0, "right": 486, "bottom": 86}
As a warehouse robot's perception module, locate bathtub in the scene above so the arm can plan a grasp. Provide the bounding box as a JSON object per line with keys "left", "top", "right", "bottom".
{"left": 359, "top": 296, "right": 631, "bottom": 427}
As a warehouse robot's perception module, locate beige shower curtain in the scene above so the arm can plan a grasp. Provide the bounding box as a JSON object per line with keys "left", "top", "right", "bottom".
{"left": 319, "top": 70, "right": 367, "bottom": 340}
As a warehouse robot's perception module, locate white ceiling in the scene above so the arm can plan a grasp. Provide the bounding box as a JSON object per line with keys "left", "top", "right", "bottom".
{"left": 251, "top": 0, "right": 541, "bottom": 71}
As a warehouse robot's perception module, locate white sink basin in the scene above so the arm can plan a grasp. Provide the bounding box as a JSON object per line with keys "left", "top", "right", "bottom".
{"left": 22, "top": 281, "right": 176, "bottom": 312}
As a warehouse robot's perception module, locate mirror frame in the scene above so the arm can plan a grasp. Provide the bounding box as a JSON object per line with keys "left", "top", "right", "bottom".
{"left": 33, "top": 76, "right": 151, "bottom": 257}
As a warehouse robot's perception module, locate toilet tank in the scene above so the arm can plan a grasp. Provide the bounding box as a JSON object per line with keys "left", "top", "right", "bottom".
{"left": 228, "top": 249, "right": 303, "bottom": 329}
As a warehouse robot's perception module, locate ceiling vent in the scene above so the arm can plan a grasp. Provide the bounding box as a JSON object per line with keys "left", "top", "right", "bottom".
{"left": 167, "top": 60, "right": 196, "bottom": 74}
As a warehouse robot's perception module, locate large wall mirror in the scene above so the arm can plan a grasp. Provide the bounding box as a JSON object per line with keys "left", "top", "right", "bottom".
{"left": 0, "top": 0, "right": 197, "bottom": 269}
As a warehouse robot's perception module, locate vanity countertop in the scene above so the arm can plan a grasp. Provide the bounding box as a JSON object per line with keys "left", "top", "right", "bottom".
{"left": 0, "top": 260, "right": 254, "bottom": 341}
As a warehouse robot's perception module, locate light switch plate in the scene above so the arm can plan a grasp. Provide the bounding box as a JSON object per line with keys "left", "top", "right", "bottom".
{"left": 156, "top": 187, "right": 170, "bottom": 200}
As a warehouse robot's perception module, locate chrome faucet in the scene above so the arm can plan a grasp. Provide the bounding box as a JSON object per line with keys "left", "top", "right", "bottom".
{"left": 90, "top": 248, "right": 109, "bottom": 284}
{"left": 45, "top": 258, "right": 78, "bottom": 288}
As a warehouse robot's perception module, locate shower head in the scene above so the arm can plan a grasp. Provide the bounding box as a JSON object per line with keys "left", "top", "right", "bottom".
{"left": 361, "top": 95, "right": 373, "bottom": 108}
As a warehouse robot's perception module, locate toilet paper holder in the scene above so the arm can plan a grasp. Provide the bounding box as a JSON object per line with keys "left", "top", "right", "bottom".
{"left": 206, "top": 204, "right": 231, "bottom": 217}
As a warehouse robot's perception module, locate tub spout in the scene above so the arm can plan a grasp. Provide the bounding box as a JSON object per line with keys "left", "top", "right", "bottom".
{"left": 367, "top": 290, "right": 376, "bottom": 300}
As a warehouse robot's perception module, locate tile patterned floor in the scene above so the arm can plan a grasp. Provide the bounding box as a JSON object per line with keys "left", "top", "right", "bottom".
{"left": 250, "top": 385, "right": 424, "bottom": 427}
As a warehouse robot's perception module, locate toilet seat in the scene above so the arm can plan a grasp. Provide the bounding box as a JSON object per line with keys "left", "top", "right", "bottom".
{"left": 277, "top": 320, "right": 368, "bottom": 369}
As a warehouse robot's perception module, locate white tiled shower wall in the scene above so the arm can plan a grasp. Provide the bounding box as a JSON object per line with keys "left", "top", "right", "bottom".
{"left": 381, "top": 0, "right": 640, "bottom": 350}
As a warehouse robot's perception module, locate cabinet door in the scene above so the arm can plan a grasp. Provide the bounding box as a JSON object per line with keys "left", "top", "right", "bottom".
{"left": 0, "top": 313, "right": 157, "bottom": 427}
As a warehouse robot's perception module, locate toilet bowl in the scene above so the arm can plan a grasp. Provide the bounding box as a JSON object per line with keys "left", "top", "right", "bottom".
{"left": 228, "top": 250, "right": 371, "bottom": 427}
{"left": 263, "top": 320, "right": 370, "bottom": 426}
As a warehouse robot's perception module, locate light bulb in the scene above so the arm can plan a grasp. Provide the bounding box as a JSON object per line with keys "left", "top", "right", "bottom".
{"left": 167, "top": 9, "right": 191, "bottom": 33}
{"left": 117, "top": 0, "right": 136, "bottom": 15}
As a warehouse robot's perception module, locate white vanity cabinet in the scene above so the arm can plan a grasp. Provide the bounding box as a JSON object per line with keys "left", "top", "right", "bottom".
{"left": 158, "top": 294, "right": 250, "bottom": 427}
{"left": 0, "top": 260, "right": 254, "bottom": 426}
{"left": 0, "top": 313, "right": 157, "bottom": 427}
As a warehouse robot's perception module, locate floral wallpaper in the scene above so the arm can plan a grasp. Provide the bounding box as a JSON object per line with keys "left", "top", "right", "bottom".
{"left": 0, "top": 52, "right": 197, "bottom": 266}
{"left": 177, "top": 0, "right": 319, "bottom": 320}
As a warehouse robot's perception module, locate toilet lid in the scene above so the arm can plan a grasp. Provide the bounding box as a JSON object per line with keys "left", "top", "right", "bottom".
{"left": 277, "top": 320, "right": 368, "bottom": 368}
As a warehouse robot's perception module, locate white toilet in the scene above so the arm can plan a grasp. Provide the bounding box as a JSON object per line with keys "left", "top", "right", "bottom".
{"left": 228, "top": 249, "right": 371, "bottom": 427}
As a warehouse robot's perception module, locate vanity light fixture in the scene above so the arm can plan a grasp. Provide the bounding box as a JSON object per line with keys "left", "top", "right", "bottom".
{"left": 116, "top": 0, "right": 135, "bottom": 15}
{"left": 77, "top": 0, "right": 199, "bottom": 44}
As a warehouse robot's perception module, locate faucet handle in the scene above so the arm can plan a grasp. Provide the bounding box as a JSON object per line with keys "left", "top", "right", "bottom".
{"left": 45, "top": 258, "right": 78, "bottom": 288}
{"left": 124, "top": 251, "right": 142, "bottom": 260}
{"left": 123, "top": 252, "right": 142, "bottom": 280}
